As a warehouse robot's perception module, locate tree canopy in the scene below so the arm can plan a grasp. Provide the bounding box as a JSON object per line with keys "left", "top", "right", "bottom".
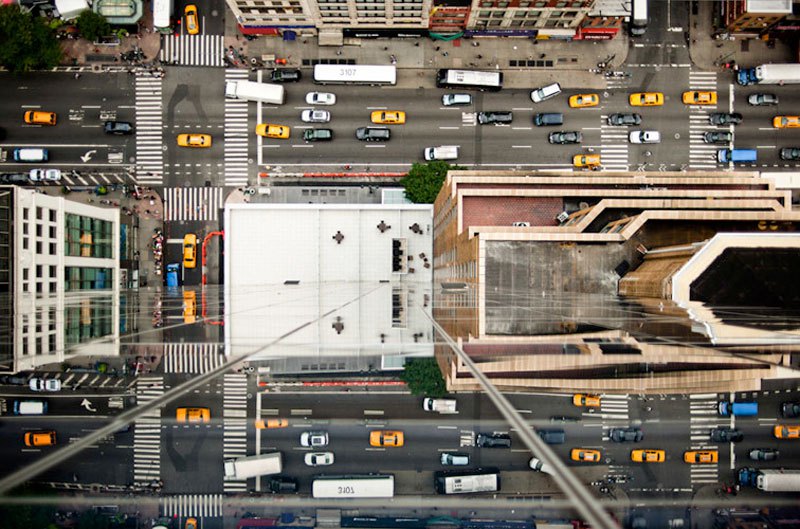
{"left": 76, "top": 10, "right": 110, "bottom": 42}
{"left": 400, "top": 357, "right": 447, "bottom": 397}
{"left": 400, "top": 161, "right": 463, "bottom": 204}
{"left": 0, "top": 5, "right": 63, "bottom": 73}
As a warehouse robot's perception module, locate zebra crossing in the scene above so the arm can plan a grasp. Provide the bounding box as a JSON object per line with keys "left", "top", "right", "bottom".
{"left": 599, "top": 394, "right": 629, "bottom": 420}
{"left": 688, "top": 393, "right": 722, "bottom": 484}
{"left": 687, "top": 71, "right": 719, "bottom": 169}
{"left": 161, "top": 494, "right": 223, "bottom": 518}
{"left": 600, "top": 118, "right": 630, "bottom": 171}
{"left": 462, "top": 112, "right": 477, "bottom": 126}
{"left": 224, "top": 70, "right": 250, "bottom": 187}
{"left": 163, "top": 343, "right": 225, "bottom": 374}
{"left": 160, "top": 35, "right": 225, "bottom": 67}
{"left": 163, "top": 186, "right": 224, "bottom": 222}
{"left": 223, "top": 373, "right": 249, "bottom": 493}
{"left": 134, "top": 75, "right": 164, "bottom": 186}
{"left": 133, "top": 376, "right": 164, "bottom": 484}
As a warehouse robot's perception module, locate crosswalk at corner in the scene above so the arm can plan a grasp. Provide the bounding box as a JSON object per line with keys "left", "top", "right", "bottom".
{"left": 161, "top": 494, "right": 223, "bottom": 518}
{"left": 687, "top": 70, "right": 719, "bottom": 170}
{"left": 163, "top": 343, "right": 225, "bottom": 374}
{"left": 134, "top": 75, "right": 164, "bottom": 186}
{"left": 224, "top": 70, "right": 250, "bottom": 187}
{"left": 599, "top": 394, "right": 629, "bottom": 420}
{"left": 163, "top": 187, "right": 224, "bottom": 222}
{"left": 160, "top": 35, "right": 225, "bottom": 67}
{"left": 223, "top": 373, "right": 249, "bottom": 493}
{"left": 600, "top": 117, "right": 630, "bottom": 171}
{"left": 133, "top": 376, "right": 164, "bottom": 484}
{"left": 688, "top": 393, "right": 722, "bottom": 484}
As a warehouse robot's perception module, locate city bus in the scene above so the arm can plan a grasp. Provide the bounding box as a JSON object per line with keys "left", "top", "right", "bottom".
{"left": 311, "top": 475, "right": 395, "bottom": 498}
{"left": 434, "top": 469, "right": 500, "bottom": 495}
{"left": 630, "top": 0, "right": 648, "bottom": 36}
{"left": 435, "top": 69, "right": 503, "bottom": 91}
{"left": 313, "top": 65, "right": 397, "bottom": 86}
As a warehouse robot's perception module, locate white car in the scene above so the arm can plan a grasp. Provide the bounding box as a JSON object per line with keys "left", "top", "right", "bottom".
{"left": 304, "top": 452, "right": 334, "bottom": 466}
{"left": 29, "top": 169, "right": 62, "bottom": 182}
{"left": 629, "top": 130, "right": 661, "bottom": 144}
{"left": 300, "top": 431, "right": 329, "bottom": 447}
{"left": 305, "top": 92, "right": 336, "bottom": 106}
{"left": 29, "top": 378, "right": 61, "bottom": 392}
{"left": 301, "top": 110, "right": 331, "bottom": 123}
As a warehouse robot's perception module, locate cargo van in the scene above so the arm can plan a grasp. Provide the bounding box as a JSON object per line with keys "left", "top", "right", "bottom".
{"left": 533, "top": 113, "right": 564, "bottom": 127}
{"left": 718, "top": 401, "right": 758, "bottom": 417}
{"left": 13, "top": 148, "right": 49, "bottom": 162}
{"left": 530, "top": 83, "right": 562, "bottom": 103}
{"left": 717, "top": 148, "right": 757, "bottom": 163}
{"left": 424, "top": 145, "right": 459, "bottom": 161}
{"left": 442, "top": 94, "right": 472, "bottom": 106}
{"left": 13, "top": 400, "right": 47, "bottom": 415}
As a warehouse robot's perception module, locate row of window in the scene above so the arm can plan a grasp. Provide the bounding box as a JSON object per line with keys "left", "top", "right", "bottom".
{"left": 477, "top": 9, "right": 581, "bottom": 18}
{"left": 65, "top": 214, "right": 114, "bottom": 259}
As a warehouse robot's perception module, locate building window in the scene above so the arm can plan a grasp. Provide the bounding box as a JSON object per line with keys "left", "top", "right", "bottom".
{"left": 49, "top": 209, "right": 56, "bottom": 222}
{"left": 37, "top": 207, "right": 43, "bottom": 220}
{"left": 65, "top": 214, "right": 113, "bottom": 259}
{"left": 65, "top": 267, "right": 113, "bottom": 291}
{"left": 23, "top": 208, "right": 29, "bottom": 220}
{"left": 49, "top": 226, "right": 56, "bottom": 239}
{"left": 49, "top": 242, "right": 56, "bottom": 255}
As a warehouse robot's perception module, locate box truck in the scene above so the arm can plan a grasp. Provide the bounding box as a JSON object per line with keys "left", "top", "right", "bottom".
{"left": 224, "top": 453, "right": 282, "bottom": 480}
{"left": 737, "top": 63, "right": 800, "bottom": 86}
{"left": 718, "top": 401, "right": 758, "bottom": 417}
{"left": 224, "top": 81, "right": 285, "bottom": 104}
{"left": 423, "top": 398, "right": 457, "bottom": 414}
{"left": 738, "top": 468, "right": 800, "bottom": 492}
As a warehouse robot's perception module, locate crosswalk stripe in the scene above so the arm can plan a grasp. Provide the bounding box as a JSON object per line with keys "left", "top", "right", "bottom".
{"left": 134, "top": 75, "right": 164, "bottom": 185}
{"left": 224, "top": 70, "right": 251, "bottom": 187}
{"left": 161, "top": 494, "right": 223, "bottom": 518}
{"left": 223, "top": 373, "right": 249, "bottom": 492}
{"left": 134, "top": 376, "right": 163, "bottom": 483}
{"left": 163, "top": 187, "right": 224, "bottom": 222}
{"left": 160, "top": 35, "right": 224, "bottom": 67}
{"left": 163, "top": 343, "right": 224, "bottom": 373}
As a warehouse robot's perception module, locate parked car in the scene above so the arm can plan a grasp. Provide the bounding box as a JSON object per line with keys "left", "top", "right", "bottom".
{"left": 749, "top": 448, "right": 779, "bottom": 461}
{"left": 703, "top": 131, "right": 733, "bottom": 144}
{"left": 709, "top": 112, "right": 743, "bottom": 125}
{"left": 270, "top": 69, "right": 301, "bottom": 82}
{"left": 608, "top": 113, "right": 642, "bottom": 126}
{"left": 747, "top": 93, "right": 778, "bottom": 106}
{"left": 710, "top": 426, "right": 743, "bottom": 443}
{"left": 0, "top": 375, "right": 28, "bottom": 385}
{"left": 477, "top": 111, "right": 513, "bottom": 125}
{"left": 610, "top": 427, "right": 643, "bottom": 443}
{"left": 300, "top": 431, "right": 329, "bottom": 447}
{"left": 476, "top": 433, "right": 511, "bottom": 448}
{"left": 301, "top": 110, "right": 331, "bottom": 123}
{"left": 780, "top": 147, "right": 800, "bottom": 161}
{"left": 548, "top": 131, "right": 582, "bottom": 145}
{"left": 304, "top": 452, "right": 334, "bottom": 466}
{"left": 29, "top": 169, "right": 61, "bottom": 182}
{"left": 29, "top": 378, "right": 61, "bottom": 392}
{"left": 0, "top": 173, "right": 29, "bottom": 184}
{"left": 305, "top": 92, "right": 336, "bottom": 105}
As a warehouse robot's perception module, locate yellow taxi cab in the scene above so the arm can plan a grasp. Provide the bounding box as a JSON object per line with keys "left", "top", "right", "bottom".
{"left": 683, "top": 450, "right": 718, "bottom": 464}
{"left": 573, "top": 154, "right": 601, "bottom": 169}
{"left": 176, "top": 407, "right": 210, "bottom": 423}
{"left": 183, "top": 290, "right": 196, "bottom": 324}
{"left": 24, "top": 111, "right": 57, "bottom": 126}
{"left": 774, "top": 424, "right": 800, "bottom": 439}
{"left": 629, "top": 92, "right": 664, "bottom": 107}
{"left": 177, "top": 133, "right": 212, "bottom": 148}
{"left": 682, "top": 91, "right": 717, "bottom": 105}
{"left": 183, "top": 233, "right": 197, "bottom": 269}
{"left": 255, "top": 123, "right": 290, "bottom": 139}
{"left": 772, "top": 116, "right": 800, "bottom": 129}
{"left": 24, "top": 431, "right": 56, "bottom": 447}
{"left": 185, "top": 518, "right": 198, "bottom": 529}
{"left": 572, "top": 394, "right": 601, "bottom": 407}
{"left": 255, "top": 418, "right": 289, "bottom": 429}
{"left": 568, "top": 94, "right": 599, "bottom": 108}
{"left": 184, "top": 5, "right": 199, "bottom": 35}
{"left": 571, "top": 448, "right": 601, "bottom": 462}
{"left": 370, "top": 430, "right": 404, "bottom": 447}
{"left": 631, "top": 449, "right": 665, "bottom": 463}
{"left": 371, "top": 111, "right": 406, "bottom": 124}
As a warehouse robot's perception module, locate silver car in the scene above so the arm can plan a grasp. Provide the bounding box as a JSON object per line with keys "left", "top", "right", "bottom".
{"left": 629, "top": 130, "right": 661, "bottom": 144}
{"left": 304, "top": 452, "right": 334, "bottom": 466}
{"left": 301, "top": 110, "right": 331, "bottom": 123}
{"left": 305, "top": 92, "right": 336, "bottom": 106}
{"left": 300, "top": 431, "right": 329, "bottom": 447}
{"left": 29, "top": 378, "right": 61, "bottom": 392}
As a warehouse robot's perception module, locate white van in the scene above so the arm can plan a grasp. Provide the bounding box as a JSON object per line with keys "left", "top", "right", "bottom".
{"left": 442, "top": 93, "right": 472, "bottom": 106}
{"left": 530, "top": 83, "right": 562, "bottom": 103}
{"left": 424, "top": 145, "right": 459, "bottom": 161}
{"left": 13, "top": 400, "right": 47, "bottom": 415}
{"left": 13, "top": 148, "right": 49, "bottom": 162}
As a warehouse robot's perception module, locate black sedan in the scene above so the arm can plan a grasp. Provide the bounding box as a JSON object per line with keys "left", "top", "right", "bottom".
{"left": 609, "top": 427, "right": 643, "bottom": 442}
{"left": 703, "top": 131, "right": 733, "bottom": 144}
{"left": 548, "top": 131, "right": 582, "bottom": 144}
{"left": 780, "top": 148, "right": 800, "bottom": 161}
{"left": 608, "top": 113, "right": 642, "bottom": 126}
{"left": 709, "top": 112, "right": 743, "bottom": 126}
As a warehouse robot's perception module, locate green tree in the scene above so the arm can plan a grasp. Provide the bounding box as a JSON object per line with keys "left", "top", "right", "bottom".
{"left": 400, "top": 357, "right": 447, "bottom": 397}
{"left": 400, "top": 161, "right": 464, "bottom": 204}
{"left": 0, "top": 5, "right": 63, "bottom": 73}
{"left": 76, "top": 10, "right": 110, "bottom": 42}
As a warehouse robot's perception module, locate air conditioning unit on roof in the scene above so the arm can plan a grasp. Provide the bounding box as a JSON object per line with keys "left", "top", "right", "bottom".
{"left": 556, "top": 211, "right": 570, "bottom": 223}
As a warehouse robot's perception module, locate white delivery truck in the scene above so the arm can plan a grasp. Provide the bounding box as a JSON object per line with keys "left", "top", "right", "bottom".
{"left": 224, "top": 452, "right": 282, "bottom": 480}
{"left": 224, "top": 80, "right": 286, "bottom": 104}
{"left": 424, "top": 145, "right": 459, "bottom": 161}
{"left": 737, "top": 63, "right": 800, "bottom": 86}
{"left": 738, "top": 468, "right": 800, "bottom": 491}
{"left": 423, "top": 398, "right": 457, "bottom": 414}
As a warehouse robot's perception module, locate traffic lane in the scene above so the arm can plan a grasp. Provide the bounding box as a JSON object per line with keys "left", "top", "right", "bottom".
{"left": 0, "top": 143, "right": 130, "bottom": 173}
{"left": 163, "top": 419, "right": 223, "bottom": 493}
{"left": 0, "top": 394, "right": 127, "bottom": 417}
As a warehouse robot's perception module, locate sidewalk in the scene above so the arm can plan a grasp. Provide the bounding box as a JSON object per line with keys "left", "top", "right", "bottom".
{"left": 688, "top": 0, "right": 795, "bottom": 71}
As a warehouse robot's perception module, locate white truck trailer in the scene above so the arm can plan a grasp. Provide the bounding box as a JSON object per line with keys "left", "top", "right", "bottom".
{"left": 737, "top": 63, "right": 800, "bottom": 86}
{"left": 224, "top": 80, "right": 286, "bottom": 104}
{"left": 423, "top": 398, "right": 457, "bottom": 414}
{"left": 224, "top": 452, "right": 282, "bottom": 480}
{"left": 738, "top": 467, "right": 800, "bottom": 492}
